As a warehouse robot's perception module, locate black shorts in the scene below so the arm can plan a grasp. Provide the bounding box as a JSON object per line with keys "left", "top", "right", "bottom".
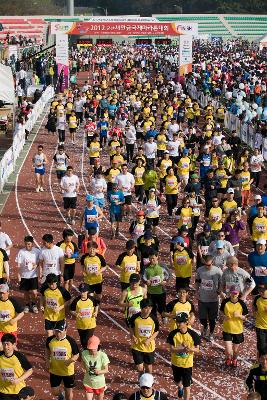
{"left": 19, "top": 277, "right": 38, "bottom": 291}
{"left": 176, "top": 277, "right": 190, "bottom": 291}
{"left": 63, "top": 197, "right": 77, "bottom": 210}
{"left": 120, "top": 282, "right": 130, "bottom": 291}
{"left": 218, "top": 187, "right": 227, "bottom": 194}
{"left": 89, "top": 282, "right": 103, "bottom": 295}
{"left": 0, "top": 278, "right": 7, "bottom": 284}
{"left": 146, "top": 217, "right": 159, "bottom": 227}
{"left": 110, "top": 212, "right": 122, "bottom": 223}
{"left": 78, "top": 328, "right": 95, "bottom": 349}
{"left": 64, "top": 263, "right": 75, "bottom": 281}
{"left": 45, "top": 319, "right": 65, "bottom": 332}
{"left": 157, "top": 150, "right": 165, "bottom": 159}
{"left": 172, "top": 365, "right": 192, "bottom": 387}
{"left": 198, "top": 301, "right": 218, "bottom": 321}
{"left": 124, "top": 195, "right": 132, "bottom": 205}
{"left": 69, "top": 127, "right": 77, "bottom": 133}
{"left": 50, "top": 373, "right": 75, "bottom": 389}
{"left": 222, "top": 332, "right": 244, "bottom": 344}
{"left": 256, "top": 327, "right": 267, "bottom": 352}
{"left": 56, "top": 170, "right": 66, "bottom": 180}
{"left": 131, "top": 349, "right": 155, "bottom": 365}
{"left": 0, "top": 394, "right": 19, "bottom": 400}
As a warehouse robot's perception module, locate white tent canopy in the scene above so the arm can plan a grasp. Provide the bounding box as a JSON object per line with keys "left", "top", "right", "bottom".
{"left": 0, "top": 64, "right": 15, "bottom": 104}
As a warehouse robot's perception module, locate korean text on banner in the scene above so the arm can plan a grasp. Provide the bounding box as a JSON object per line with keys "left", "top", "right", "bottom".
{"left": 56, "top": 34, "right": 69, "bottom": 92}
{"left": 179, "top": 35, "right": 193, "bottom": 76}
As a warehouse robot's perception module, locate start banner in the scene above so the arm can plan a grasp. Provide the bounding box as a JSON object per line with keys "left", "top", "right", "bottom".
{"left": 51, "top": 21, "right": 198, "bottom": 36}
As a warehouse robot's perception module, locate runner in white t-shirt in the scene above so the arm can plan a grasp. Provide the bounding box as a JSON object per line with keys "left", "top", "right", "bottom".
{"left": 0, "top": 222, "right": 12, "bottom": 256}
{"left": 91, "top": 171, "right": 107, "bottom": 209}
{"left": 60, "top": 166, "right": 80, "bottom": 224}
{"left": 115, "top": 164, "right": 135, "bottom": 218}
{"left": 38, "top": 234, "right": 64, "bottom": 285}
{"left": 250, "top": 148, "right": 264, "bottom": 188}
{"left": 16, "top": 236, "right": 40, "bottom": 313}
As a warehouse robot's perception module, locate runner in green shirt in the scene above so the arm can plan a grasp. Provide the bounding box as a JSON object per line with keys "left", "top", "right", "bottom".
{"left": 143, "top": 250, "right": 169, "bottom": 320}
{"left": 81, "top": 335, "right": 110, "bottom": 399}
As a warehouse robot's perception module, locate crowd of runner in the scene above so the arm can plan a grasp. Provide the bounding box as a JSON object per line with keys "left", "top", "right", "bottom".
{"left": 0, "top": 43, "right": 267, "bottom": 400}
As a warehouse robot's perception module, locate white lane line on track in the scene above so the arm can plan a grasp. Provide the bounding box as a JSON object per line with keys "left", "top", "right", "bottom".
{"left": 15, "top": 109, "right": 49, "bottom": 250}
{"left": 14, "top": 106, "right": 237, "bottom": 399}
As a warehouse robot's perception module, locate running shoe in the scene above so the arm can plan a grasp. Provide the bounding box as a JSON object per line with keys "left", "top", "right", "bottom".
{"left": 71, "top": 219, "right": 75, "bottom": 225}
{"left": 178, "top": 387, "right": 184, "bottom": 399}
{"left": 232, "top": 358, "right": 238, "bottom": 367}
{"left": 208, "top": 334, "right": 214, "bottom": 342}
{"left": 31, "top": 304, "right": 38, "bottom": 314}
{"left": 24, "top": 305, "right": 30, "bottom": 313}
{"left": 39, "top": 187, "right": 44, "bottom": 192}
{"left": 225, "top": 358, "right": 232, "bottom": 367}
{"left": 58, "top": 392, "right": 65, "bottom": 400}
{"left": 36, "top": 187, "right": 40, "bottom": 192}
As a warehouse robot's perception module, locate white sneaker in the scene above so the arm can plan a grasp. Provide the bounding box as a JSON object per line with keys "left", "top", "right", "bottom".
{"left": 24, "top": 305, "right": 30, "bottom": 313}
{"left": 39, "top": 187, "right": 44, "bottom": 192}
{"left": 36, "top": 187, "right": 40, "bottom": 192}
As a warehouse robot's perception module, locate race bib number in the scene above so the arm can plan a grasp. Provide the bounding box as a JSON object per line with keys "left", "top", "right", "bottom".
{"left": 26, "top": 261, "right": 34, "bottom": 271}
{"left": 181, "top": 163, "right": 189, "bottom": 169}
{"left": 87, "top": 215, "right": 96, "bottom": 222}
{"left": 176, "top": 256, "right": 187, "bottom": 265}
{"left": 201, "top": 279, "right": 214, "bottom": 291}
{"left": 86, "top": 263, "right": 99, "bottom": 273}
{"left": 138, "top": 325, "right": 152, "bottom": 338}
{"left": 212, "top": 214, "right": 220, "bottom": 221}
{"left": 201, "top": 246, "right": 209, "bottom": 255}
{"left": 53, "top": 347, "right": 67, "bottom": 360}
{"left": 167, "top": 179, "right": 175, "bottom": 186}
{"left": 46, "top": 298, "right": 58, "bottom": 310}
{"left": 255, "top": 266, "right": 267, "bottom": 277}
{"left": 150, "top": 275, "right": 161, "bottom": 286}
{"left": 0, "top": 310, "right": 11, "bottom": 322}
{"left": 125, "top": 264, "right": 136, "bottom": 273}
{"left": 0, "top": 368, "right": 15, "bottom": 381}
{"left": 45, "top": 262, "right": 57, "bottom": 273}
{"left": 143, "top": 258, "right": 150, "bottom": 266}
{"left": 203, "top": 159, "right": 210, "bottom": 166}
{"left": 79, "top": 307, "right": 92, "bottom": 318}
{"left": 255, "top": 224, "right": 266, "bottom": 232}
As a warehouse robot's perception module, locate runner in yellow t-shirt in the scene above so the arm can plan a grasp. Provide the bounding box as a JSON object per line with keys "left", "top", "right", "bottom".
{"left": 167, "top": 312, "right": 200, "bottom": 400}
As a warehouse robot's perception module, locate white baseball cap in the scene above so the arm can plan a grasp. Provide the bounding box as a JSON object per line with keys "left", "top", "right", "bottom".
{"left": 256, "top": 239, "right": 266, "bottom": 245}
{"left": 254, "top": 194, "right": 262, "bottom": 200}
{"left": 227, "top": 188, "right": 234, "bottom": 194}
{"left": 139, "top": 373, "right": 154, "bottom": 388}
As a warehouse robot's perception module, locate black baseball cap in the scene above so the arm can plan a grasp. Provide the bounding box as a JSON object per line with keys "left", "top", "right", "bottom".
{"left": 54, "top": 320, "right": 67, "bottom": 332}
{"left": 79, "top": 283, "right": 90, "bottom": 293}
{"left": 176, "top": 312, "right": 189, "bottom": 323}
{"left": 18, "top": 387, "right": 35, "bottom": 399}
{"left": 129, "top": 273, "right": 140, "bottom": 283}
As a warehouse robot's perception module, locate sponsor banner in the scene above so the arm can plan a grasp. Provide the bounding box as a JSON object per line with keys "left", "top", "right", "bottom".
{"left": 56, "top": 34, "right": 69, "bottom": 92}
{"left": 179, "top": 35, "right": 192, "bottom": 75}
{"left": 58, "top": 63, "right": 69, "bottom": 92}
{"left": 56, "top": 34, "right": 69, "bottom": 65}
{"left": 51, "top": 21, "right": 198, "bottom": 36}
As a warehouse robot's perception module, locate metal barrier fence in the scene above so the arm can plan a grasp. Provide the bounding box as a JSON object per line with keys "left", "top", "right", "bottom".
{"left": 186, "top": 82, "right": 266, "bottom": 160}
{"left": 0, "top": 85, "right": 54, "bottom": 193}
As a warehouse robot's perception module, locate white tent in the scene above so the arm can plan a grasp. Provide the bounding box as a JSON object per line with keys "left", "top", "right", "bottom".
{"left": 259, "top": 33, "right": 267, "bottom": 50}
{"left": 0, "top": 64, "right": 15, "bottom": 104}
